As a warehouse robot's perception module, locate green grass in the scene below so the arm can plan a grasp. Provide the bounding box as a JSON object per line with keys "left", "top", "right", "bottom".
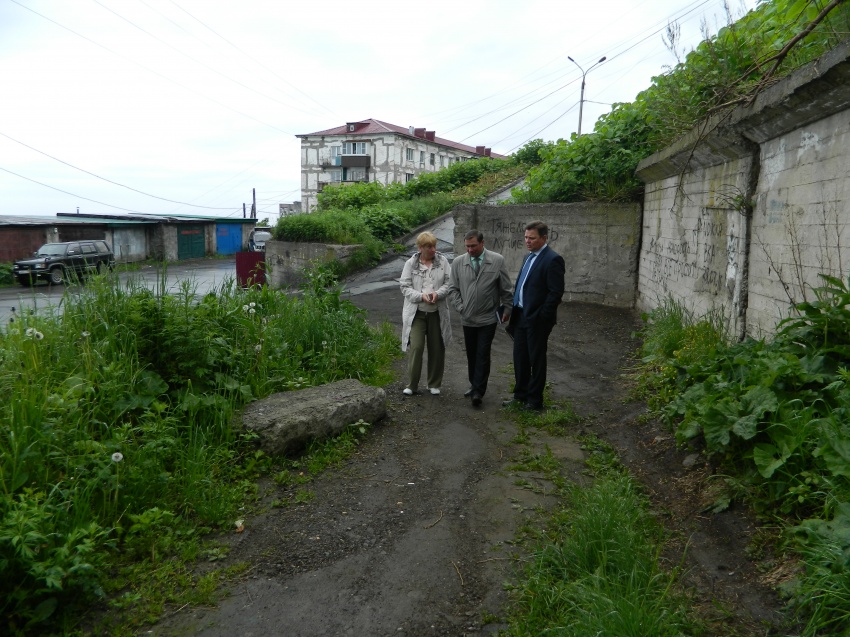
{"left": 501, "top": 436, "right": 701, "bottom": 636}
{"left": 272, "top": 160, "right": 526, "bottom": 280}
{"left": 0, "top": 270, "right": 398, "bottom": 635}
{"left": 634, "top": 282, "right": 850, "bottom": 634}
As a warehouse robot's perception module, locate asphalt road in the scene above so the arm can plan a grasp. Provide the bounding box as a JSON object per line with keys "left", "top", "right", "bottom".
{"left": 0, "top": 215, "right": 457, "bottom": 327}
{"left": 0, "top": 258, "right": 238, "bottom": 326}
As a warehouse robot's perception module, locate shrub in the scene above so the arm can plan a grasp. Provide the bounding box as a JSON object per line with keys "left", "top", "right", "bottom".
{"left": 273, "top": 209, "right": 372, "bottom": 244}
{"left": 0, "top": 263, "right": 13, "bottom": 285}
{"left": 0, "top": 274, "right": 398, "bottom": 632}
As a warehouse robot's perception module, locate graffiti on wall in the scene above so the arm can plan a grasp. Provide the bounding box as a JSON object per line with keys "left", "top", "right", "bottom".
{"left": 484, "top": 219, "right": 560, "bottom": 253}
{"left": 646, "top": 207, "right": 729, "bottom": 295}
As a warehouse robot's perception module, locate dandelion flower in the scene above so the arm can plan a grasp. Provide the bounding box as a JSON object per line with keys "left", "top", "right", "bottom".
{"left": 255, "top": 344, "right": 262, "bottom": 352}
{"left": 35, "top": 331, "right": 44, "bottom": 340}
{"left": 25, "top": 328, "right": 36, "bottom": 337}
{"left": 111, "top": 452, "right": 124, "bottom": 463}
{"left": 249, "top": 302, "right": 256, "bottom": 308}
{"left": 81, "top": 331, "right": 91, "bottom": 338}
{"left": 242, "top": 304, "right": 249, "bottom": 311}
{"left": 249, "top": 308, "right": 256, "bottom": 315}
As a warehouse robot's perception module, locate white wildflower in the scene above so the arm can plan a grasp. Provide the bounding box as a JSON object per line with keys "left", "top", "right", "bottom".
{"left": 255, "top": 344, "right": 262, "bottom": 352}
{"left": 111, "top": 452, "right": 124, "bottom": 463}
{"left": 81, "top": 331, "right": 91, "bottom": 338}
{"left": 25, "top": 328, "right": 36, "bottom": 337}
{"left": 249, "top": 302, "right": 256, "bottom": 308}
{"left": 242, "top": 304, "right": 249, "bottom": 311}
{"left": 34, "top": 331, "right": 44, "bottom": 340}
{"left": 248, "top": 308, "right": 255, "bottom": 315}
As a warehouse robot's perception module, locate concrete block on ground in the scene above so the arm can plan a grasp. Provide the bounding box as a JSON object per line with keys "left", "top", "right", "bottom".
{"left": 241, "top": 378, "right": 387, "bottom": 456}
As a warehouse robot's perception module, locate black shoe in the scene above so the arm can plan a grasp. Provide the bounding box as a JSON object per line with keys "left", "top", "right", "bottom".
{"left": 471, "top": 393, "right": 482, "bottom": 407}
{"left": 501, "top": 398, "right": 523, "bottom": 408}
{"left": 464, "top": 387, "right": 474, "bottom": 398}
{"left": 523, "top": 402, "right": 545, "bottom": 412}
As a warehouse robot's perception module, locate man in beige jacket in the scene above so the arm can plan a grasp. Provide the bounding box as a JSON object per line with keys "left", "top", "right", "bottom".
{"left": 448, "top": 230, "right": 513, "bottom": 407}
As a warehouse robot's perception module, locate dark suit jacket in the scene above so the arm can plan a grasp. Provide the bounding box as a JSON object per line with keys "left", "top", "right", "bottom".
{"left": 508, "top": 244, "right": 565, "bottom": 331}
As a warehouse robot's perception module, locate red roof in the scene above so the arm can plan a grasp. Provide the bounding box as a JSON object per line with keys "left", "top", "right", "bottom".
{"left": 296, "top": 118, "right": 506, "bottom": 159}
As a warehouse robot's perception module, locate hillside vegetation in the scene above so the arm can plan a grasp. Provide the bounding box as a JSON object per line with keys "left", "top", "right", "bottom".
{"left": 272, "top": 157, "right": 526, "bottom": 277}
{"left": 514, "top": 0, "right": 850, "bottom": 204}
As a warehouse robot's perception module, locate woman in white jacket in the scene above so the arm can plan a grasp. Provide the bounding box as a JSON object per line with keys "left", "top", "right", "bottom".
{"left": 399, "top": 231, "right": 452, "bottom": 395}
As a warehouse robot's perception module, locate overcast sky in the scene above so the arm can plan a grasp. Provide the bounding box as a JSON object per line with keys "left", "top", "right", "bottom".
{"left": 0, "top": 0, "right": 758, "bottom": 221}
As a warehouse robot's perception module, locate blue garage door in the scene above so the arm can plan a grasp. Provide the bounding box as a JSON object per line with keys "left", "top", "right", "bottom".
{"left": 216, "top": 224, "right": 242, "bottom": 255}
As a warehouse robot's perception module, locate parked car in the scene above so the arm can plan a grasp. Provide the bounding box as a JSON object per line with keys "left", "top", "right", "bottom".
{"left": 13, "top": 240, "right": 115, "bottom": 286}
{"left": 248, "top": 229, "right": 272, "bottom": 252}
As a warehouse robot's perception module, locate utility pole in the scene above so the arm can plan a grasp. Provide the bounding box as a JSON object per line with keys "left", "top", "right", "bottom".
{"left": 252, "top": 188, "right": 257, "bottom": 219}
{"left": 568, "top": 55, "right": 606, "bottom": 136}
{"left": 243, "top": 203, "right": 246, "bottom": 219}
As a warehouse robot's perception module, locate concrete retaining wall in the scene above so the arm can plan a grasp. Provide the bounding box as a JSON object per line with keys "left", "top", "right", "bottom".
{"left": 265, "top": 240, "right": 362, "bottom": 289}
{"left": 636, "top": 40, "right": 850, "bottom": 338}
{"left": 453, "top": 203, "right": 641, "bottom": 308}
{"left": 638, "top": 159, "right": 753, "bottom": 339}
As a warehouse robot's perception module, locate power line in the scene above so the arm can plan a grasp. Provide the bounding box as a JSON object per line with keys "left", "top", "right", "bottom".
{"left": 458, "top": 76, "right": 581, "bottom": 143}
{"left": 428, "top": 0, "right": 718, "bottom": 137}
{"left": 508, "top": 103, "right": 580, "bottom": 153}
{"left": 91, "top": 0, "right": 319, "bottom": 117}
{"left": 8, "top": 0, "right": 295, "bottom": 137}
{"left": 0, "top": 130, "right": 238, "bottom": 210}
{"left": 480, "top": 0, "right": 732, "bottom": 151}
{"left": 0, "top": 164, "right": 235, "bottom": 215}
{"left": 490, "top": 95, "right": 579, "bottom": 147}
{"left": 168, "top": 0, "right": 339, "bottom": 119}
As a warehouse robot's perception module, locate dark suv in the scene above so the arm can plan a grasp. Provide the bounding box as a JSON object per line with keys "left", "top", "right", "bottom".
{"left": 13, "top": 240, "right": 116, "bottom": 286}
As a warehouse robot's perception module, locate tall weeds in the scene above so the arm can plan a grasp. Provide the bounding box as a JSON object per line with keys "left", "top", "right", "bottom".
{"left": 0, "top": 271, "right": 397, "bottom": 633}
{"left": 638, "top": 281, "right": 850, "bottom": 635}
{"left": 503, "top": 451, "right": 697, "bottom": 636}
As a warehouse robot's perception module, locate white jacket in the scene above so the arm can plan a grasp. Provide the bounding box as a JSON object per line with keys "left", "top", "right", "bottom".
{"left": 399, "top": 252, "right": 453, "bottom": 352}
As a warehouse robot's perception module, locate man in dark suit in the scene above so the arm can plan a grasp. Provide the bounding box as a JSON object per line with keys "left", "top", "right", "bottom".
{"left": 505, "top": 221, "right": 565, "bottom": 411}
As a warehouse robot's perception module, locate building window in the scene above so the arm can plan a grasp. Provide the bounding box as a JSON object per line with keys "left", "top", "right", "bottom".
{"left": 329, "top": 170, "right": 342, "bottom": 182}
{"left": 430, "top": 153, "right": 435, "bottom": 166}
{"left": 406, "top": 148, "right": 415, "bottom": 162}
{"left": 330, "top": 146, "right": 342, "bottom": 166}
{"left": 343, "top": 141, "right": 368, "bottom": 155}
{"left": 345, "top": 167, "right": 367, "bottom": 182}
{"left": 419, "top": 150, "right": 425, "bottom": 164}
{"left": 405, "top": 173, "right": 414, "bottom": 183}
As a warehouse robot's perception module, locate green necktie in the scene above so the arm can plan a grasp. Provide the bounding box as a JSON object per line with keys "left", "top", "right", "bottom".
{"left": 472, "top": 256, "right": 480, "bottom": 273}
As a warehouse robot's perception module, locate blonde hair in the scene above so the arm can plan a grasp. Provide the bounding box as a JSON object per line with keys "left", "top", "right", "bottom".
{"left": 416, "top": 231, "right": 437, "bottom": 248}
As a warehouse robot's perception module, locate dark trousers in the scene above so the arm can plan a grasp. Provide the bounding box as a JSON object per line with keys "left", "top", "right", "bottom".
{"left": 512, "top": 308, "right": 554, "bottom": 408}
{"left": 463, "top": 323, "right": 498, "bottom": 397}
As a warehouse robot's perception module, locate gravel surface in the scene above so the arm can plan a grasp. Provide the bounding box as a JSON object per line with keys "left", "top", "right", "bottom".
{"left": 152, "top": 281, "right": 787, "bottom": 637}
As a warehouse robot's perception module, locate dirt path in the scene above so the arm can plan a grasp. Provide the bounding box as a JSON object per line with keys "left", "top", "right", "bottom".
{"left": 153, "top": 285, "right": 787, "bottom": 636}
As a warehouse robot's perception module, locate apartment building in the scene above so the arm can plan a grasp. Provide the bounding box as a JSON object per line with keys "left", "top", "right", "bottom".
{"left": 296, "top": 118, "right": 505, "bottom": 212}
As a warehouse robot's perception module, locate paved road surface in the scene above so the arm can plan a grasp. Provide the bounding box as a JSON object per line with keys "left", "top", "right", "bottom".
{"left": 0, "top": 215, "right": 457, "bottom": 326}
{"left": 0, "top": 258, "right": 238, "bottom": 325}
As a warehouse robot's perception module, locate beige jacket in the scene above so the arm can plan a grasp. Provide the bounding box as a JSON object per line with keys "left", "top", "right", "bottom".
{"left": 399, "top": 252, "right": 453, "bottom": 352}
{"left": 448, "top": 249, "right": 513, "bottom": 326}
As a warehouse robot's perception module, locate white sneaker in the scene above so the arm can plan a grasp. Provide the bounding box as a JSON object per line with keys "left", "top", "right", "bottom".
{"left": 429, "top": 388, "right": 441, "bottom": 395}
{"left": 402, "top": 388, "right": 414, "bottom": 396}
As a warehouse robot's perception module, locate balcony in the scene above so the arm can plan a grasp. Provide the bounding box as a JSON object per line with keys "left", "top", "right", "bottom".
{"left": 341, "top": 155, "right": 370, "bottom": 168}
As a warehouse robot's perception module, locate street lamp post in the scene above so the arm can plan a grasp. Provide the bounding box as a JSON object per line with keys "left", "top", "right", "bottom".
{"left": 568, "top": 55, "right": 606, "bottom": 136}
